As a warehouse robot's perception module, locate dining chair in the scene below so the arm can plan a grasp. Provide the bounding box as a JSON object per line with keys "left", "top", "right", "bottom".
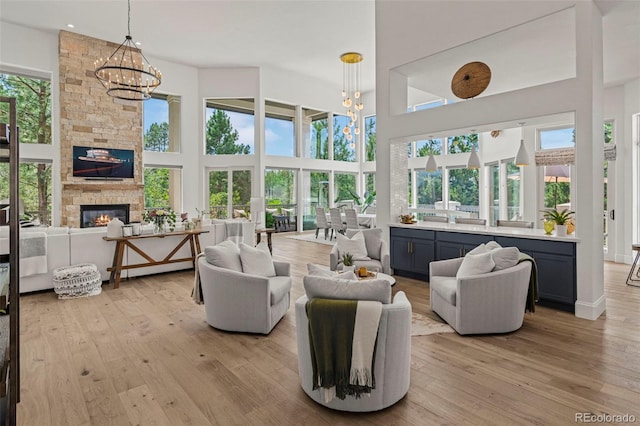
{"left": 329, "top": 208, "right": 346, "bottom": 238}
{"left": 314, "top": 207, "right": 331, "bottom": 240}
{"left": 344, "top": 208, "right": 364, "bottom": 230}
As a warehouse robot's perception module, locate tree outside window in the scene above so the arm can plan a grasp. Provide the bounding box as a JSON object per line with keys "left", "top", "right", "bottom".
{"left": 333, "top": 115, "right": 355, "bottom": 162}
{"left": 205, "top": 100, "right": 254, "bottom": 155}
{"left": 416, "top": 170, "right": 442, "bottom": 208}
{"left": 364, "top": 115, "right": 376, "bottom": 162}
{"left": 0, "top": 73, "right": 52, "bottom": 224}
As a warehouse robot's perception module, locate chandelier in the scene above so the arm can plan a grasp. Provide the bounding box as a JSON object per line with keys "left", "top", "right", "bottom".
{"left": 94, "top": 0, "right": 161, "bottom": 101}
{"left": 340, "top": 52, "right": 364, "bottom": 146}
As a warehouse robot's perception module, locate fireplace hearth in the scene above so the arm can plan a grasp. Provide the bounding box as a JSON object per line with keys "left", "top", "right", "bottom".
{"left": 80, "top": 204, "right": 130, "bottom": 228}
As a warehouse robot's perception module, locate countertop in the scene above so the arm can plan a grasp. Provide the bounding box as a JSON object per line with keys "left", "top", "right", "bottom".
{"left": 389, "top": 221, "right": 580, "bottom": 243}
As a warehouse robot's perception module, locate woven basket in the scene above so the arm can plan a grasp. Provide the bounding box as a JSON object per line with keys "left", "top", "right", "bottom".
{"left": 53, "top": 263, "right": 102, "bottom": 299}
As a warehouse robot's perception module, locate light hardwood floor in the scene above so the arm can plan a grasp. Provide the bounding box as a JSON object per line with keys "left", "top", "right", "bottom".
{"left": 18, "top": 234, "right": 640, "bottom": 425}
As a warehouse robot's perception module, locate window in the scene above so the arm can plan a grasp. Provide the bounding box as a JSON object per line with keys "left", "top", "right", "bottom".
{"left": 333, "top": 115, "right": 355, "bottom": 162}
{"left": 144, "top": 167, "right": 182, "bottom": 213}
{"left": 364, "top": 172, "right": 376, "bottom": 195}
{"left": 305, "top": 110, "right": 329, "bottom": 159}
{"left": 416, "top": 137, "right": 443, "bottom": 158}
{"left": 143, "top": 94, "right": 180, "bottom": 152}
{"left": 447, "top": 133, "right": 478, "bottom": 154}
{"left": 506, "top": 161, "right": 521, "bottom": 220}
{"left": 0, "top": 161, "right": 52, "bottom": 225}
{"left": 488, "top": 163, "right": 500, "bottom": 226}
{"left": 539, "top": 127, "right": 574, "bottom": 149}
{"left": 205, "top": 99, "right": 254, "bottom": 155}
{"left": 448, "top": 168, "right": 479, "bottom": 218}
{"left": 364, "top": 115, "right": 376, "bottom": 161}
{"left": 334, "top": 173, "right": 357, "bottom": 206}
{"left": 303, "top": 171, "right": 330, "bottom": 230}
{"left": 207, "top": 169, "right": 251, "bottom": 219}
{"left": 0, "top": 73, "right": 51, "bottom": 145}
{"left": 265, "top": 100, "right": 295, "bottom": 157}
{"left": 416, "top": 170, "right": 442, "bottom": 208}
{"left": 0, "top": 72, "right": 53, "bottom": 225}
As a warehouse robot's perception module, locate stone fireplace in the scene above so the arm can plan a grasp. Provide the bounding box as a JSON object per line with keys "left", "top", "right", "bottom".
{"left": 80, "top": 204, "right": 130, "bottom": 228}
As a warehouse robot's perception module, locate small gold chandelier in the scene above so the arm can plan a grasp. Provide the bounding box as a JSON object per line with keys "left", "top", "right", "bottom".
{"left": 340, "top": 52, "right": 364, "bottom": 145}
{"left": 94, "top": 0, "right": 161, "bottom": 101}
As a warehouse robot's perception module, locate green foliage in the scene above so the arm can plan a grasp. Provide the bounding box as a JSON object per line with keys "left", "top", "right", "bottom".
{"left": 0, "top": 74, "right": 52, "bottom": 224}
{"left": 365, "top": 116, "right": 376, "bottom": 161}
{"left": 205, "top": 109, "right": 250, "bottom": 155}
{"left": 341, "top": 252, "right": 354, "bottom": 266}
{"left": 144, "top": 168, "right": 170, "bottom": 209}
{"left": 144, "top": 122, "right": 169, "bottom": 152}
{"left": 333, "top": 118, "right": 355, "bottom": 162}
{"left": 265, "top": 170, "right": 295, "bottom": 204}
{"left": 448, "top": 169, "right": 479, "bottom": 206}
{"left": 542, "top": 208, "right": 574, "bottom": 225}
{"left": 448, "top": 133, "right": 478, "bottom": 154}
{"left": 311, "top": 118, "right": 329, "bottom": 160}
{"left": 417, "top": 171, "right": 442, "bottom": 206}
{"left": 265, "top": 211, "right": 275, "bottom": 228}
{"left": 346, "top": 188, "right": 377, "bottom": 213}
{"left": 416, "top": 138, "right": 443, "bottom": 157}
{"left": 544, "top": 182, "right": 570, "bottom": 208}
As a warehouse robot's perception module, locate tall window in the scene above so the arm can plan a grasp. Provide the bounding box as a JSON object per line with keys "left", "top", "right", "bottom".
{"left": 205, "top": 99, "right": 254, "bottom": 155}
{"left": 265, "top": 169, "right": 296, "bottom": 206}
{"left": 416, "top": 137, "right": 443, "bottom": 158}
{"left": 144, "top": 167, "right": 182, "bottom": 213}
{"left": 364, "top": 115, "right": 376, "bottom": 161}
{"left": 506, "top": 161, "right": 521, "bottom": 220}
{"left": 334, "top": 173, "right": 357, "bottom": 205}
{"left": 306, "top": 111, "right": 329, "bottom": 159}
{"left": 0, "top": 72, "right": 52, "bottom": 224}
{"left": 143, "top": 94, "right": 180, "bottom": 152}
{"left": 265, "top": 100, "right": 295, "bottom": 157}
{"left": 540, "top": 126, "right": 574, "bottom": 209}
{"left": 449, "top": 168, "right": 479, "bottom": 217}
{"left": 333, "top": 115, "right": 355, "bottom": 162}
{"left": 207, "top": 169, "right": 251, "bottom": 219}
{"left": 416, "top": 170, "right": 442, "bottom": 208}
{"left": 364, "top": 172, "right": 376, "bottom": 195}
{"left": 488, "top": 163, "right": 500, "bottom": 225}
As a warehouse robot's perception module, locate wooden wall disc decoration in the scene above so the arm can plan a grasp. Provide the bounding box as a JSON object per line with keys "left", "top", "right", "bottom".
{"left": 451, "top": 61, "right": 491, "bottom": 99}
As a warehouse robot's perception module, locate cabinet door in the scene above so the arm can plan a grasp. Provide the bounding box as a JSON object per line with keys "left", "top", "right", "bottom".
{"left": 436, "top": 241, "right": 465, "bottom": 260}
{"left": 391, "top": 236, "right": 413, "bottom": 271}
{"left": 412, "top": 239, "right": 435, "bottom": 275}
{"left": 532, "top": 252, "right": 576, "bottom": 306}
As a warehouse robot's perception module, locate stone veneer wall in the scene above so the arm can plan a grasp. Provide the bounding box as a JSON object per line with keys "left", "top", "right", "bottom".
{"left": 59, "top": 30, "right": 144, "bottom": 228}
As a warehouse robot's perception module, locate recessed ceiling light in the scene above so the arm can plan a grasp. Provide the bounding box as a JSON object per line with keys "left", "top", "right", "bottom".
{"left": 66, "top": 24, "right": 74, "bottom": 28}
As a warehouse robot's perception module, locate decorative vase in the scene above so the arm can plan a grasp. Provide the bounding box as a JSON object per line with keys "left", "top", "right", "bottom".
{"left": 154, "top": 218, "right": 167, "bottom": 234}
{"left": 106, "top": 217, "right": 124, "bottom": 238}
{"left": 342, "top": 265, "right": 355, "bottom": 273}
{"left": 543, "top": 220, "right": 555, "bottom": 235}
{"left": 555, "top": 224, "right": 567, "bottom": 237}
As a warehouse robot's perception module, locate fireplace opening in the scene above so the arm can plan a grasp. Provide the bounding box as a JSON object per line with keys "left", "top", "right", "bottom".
{"left": 80, "top": 204, "right": 130, "bottom": 228}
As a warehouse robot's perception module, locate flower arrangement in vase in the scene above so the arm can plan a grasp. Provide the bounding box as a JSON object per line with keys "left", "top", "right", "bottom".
{"left": 143, "top": 208, "right": 177, "bottom": 234}
{"left": 399, "top": 214, "right": 416, "bottom": 224}
{"left": 541, "top": 208, "right": 574, "bottom": 237}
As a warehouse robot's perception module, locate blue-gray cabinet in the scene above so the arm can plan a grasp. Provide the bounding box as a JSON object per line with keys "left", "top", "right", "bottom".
{"left": 389, "top": 226, "right": 577, "bottom": 312}
{"left": 390, "top": 227, "right": 435, "bottom": 280}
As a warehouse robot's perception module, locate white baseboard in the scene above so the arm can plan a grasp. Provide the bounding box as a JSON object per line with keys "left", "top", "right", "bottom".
{"left": 614, "top": 254, "right": 633, "bottom": 264}
{"left": 575, "top": 294, "right": 606, "bottom": 320}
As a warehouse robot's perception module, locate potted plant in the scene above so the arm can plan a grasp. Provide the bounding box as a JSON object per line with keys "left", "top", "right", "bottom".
{"left": 340, "top": 252, "right": 355, "bottom": 272}
{"left": 542, "top": 208, "right": 574, "bottom": 237}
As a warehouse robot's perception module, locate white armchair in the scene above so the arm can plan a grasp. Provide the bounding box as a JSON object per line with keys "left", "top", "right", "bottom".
{"left": 330, "top": 228, "right": 390, "bottom": 274}
{"left": 197, "top": 257, "right": 291, "bottom": 334}
{"left": 429, "top": 257, "right": 532, "bottom": 335}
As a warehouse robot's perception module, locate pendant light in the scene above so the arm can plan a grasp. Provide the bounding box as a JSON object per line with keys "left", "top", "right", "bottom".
{"left": 515, "top": 122, "right": 530, "bottom": 166}
{"left": 425, "top": 136, "right": 438, "bottom": 172}
{"left": 94, "top": 0, "right": 162, "bottom": 101}
{"left": 340, "top": 52, "right": 364, "bottom": 145}
{"left": 467, "top": 130, "right": 480, "bottom": 169}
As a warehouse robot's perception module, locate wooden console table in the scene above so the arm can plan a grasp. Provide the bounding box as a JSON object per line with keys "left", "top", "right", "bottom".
{"left": 104, "top": 229, "right": 209, "bottom": 289}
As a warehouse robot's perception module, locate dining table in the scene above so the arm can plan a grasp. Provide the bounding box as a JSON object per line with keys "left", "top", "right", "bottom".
{"left": 326, "top": 212, "right": 376, "bottom": 228}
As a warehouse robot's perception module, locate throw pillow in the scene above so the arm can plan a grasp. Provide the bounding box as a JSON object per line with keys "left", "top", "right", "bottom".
{"left": 348, "top": 228, "right": 383, "bottom": 259}
{"left": 239, "top": 241, "right": 276, "bottom": 277}
{"left": 456, "top": 251, "right": 495, "bottom": 279}
{"left": 485, "top": 240, "right": 502, "bottom": 250}
{"left": 491, "top": 247, "right": 520, "bottom": 271}
{"left": 204, "top": 240, "right": 242, "bottom": 272}
{"left": 466, "top": 243, "right": 488, "bottom": 256}
{"left": 307, "top": 263, "right": 358, "bottom": 280}
{"left": 303, "top": 275, "right": 391, "bottom": 304}
{"left": 336, "top": 232, "right": 370, "bottom": 261}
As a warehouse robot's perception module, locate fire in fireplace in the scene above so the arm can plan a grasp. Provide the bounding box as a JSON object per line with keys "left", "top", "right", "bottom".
{"left": 80, "top": 204, "right": 130, "bottom": 228}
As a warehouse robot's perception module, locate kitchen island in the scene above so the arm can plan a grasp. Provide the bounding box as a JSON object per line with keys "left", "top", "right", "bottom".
{"left": 390, "top": 222, "right": 579, "bottom": 312}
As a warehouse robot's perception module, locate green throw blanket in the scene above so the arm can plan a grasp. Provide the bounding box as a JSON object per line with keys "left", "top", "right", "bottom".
{"left": 306, "top": 298, "right": 376, "bottom": 401}
{"left": 518, "top": 253, "right": 539, "bottom": 313}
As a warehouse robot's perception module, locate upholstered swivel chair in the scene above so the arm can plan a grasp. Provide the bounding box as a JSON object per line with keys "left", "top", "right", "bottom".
{"left": 296, "top": 275, "right": 411, "bottom": 412}
{"left": 330, "top": 228, "right": 390, "bottom": 274}
{"left": 429, "top": 257, "right": 532, "bottom": 335}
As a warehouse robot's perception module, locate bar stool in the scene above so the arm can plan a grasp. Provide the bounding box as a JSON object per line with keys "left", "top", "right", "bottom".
{"left": 627, "top": 244, "right": 640, "bottom": 287}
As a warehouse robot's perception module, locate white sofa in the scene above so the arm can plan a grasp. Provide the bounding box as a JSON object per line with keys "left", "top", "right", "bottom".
{"left": 0, "top": 220, "right": 255, "bottom": 293}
